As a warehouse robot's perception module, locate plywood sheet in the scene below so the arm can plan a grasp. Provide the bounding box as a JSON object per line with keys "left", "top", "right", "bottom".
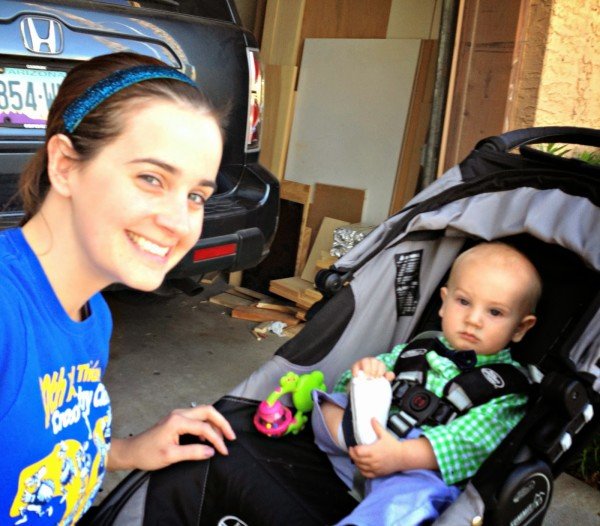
{"left": 386, "top": 0, "right": 440, "bottom": 39}
{"left": 299, "top": 0, "right": 392, "bottom": 62}
{"left": 284, "top": 38, "right": 421, "bottom": 226}
{"left": 306, "top": 183, "right": 364, "bottom": 248}
{"left": 301, "top": 217, "right": 349, "bottom": 283}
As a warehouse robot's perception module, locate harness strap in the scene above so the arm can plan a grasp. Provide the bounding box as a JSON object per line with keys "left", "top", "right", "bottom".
{"left": 444, "top": 363, "right": 531, "bottom": 412}
{"left": 392, "top": 334, "right": 445, "bottom": 384}
{"left": 387, "top": 333, "right": 531, "bottom": 438}
{"left": 343, "top": 333, "right": 531, "bottom": 443}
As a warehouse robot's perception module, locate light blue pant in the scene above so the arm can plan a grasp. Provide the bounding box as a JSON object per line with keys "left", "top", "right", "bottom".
{"left": 311, "top": 391, "right": 460, "bottom": 526}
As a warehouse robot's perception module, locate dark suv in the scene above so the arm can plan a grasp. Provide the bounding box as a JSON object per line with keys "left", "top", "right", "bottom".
{"left": 0, "top": 0, "right": 279, "bottom": 293}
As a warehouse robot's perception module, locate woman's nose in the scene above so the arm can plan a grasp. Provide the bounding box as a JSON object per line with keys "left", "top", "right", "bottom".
{"left": 155, "top": 197, "right": 192, "bottom": 237}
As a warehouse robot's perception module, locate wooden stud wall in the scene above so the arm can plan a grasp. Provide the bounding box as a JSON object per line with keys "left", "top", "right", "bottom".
{"left": 439, "top": 0, "right": 522, "bottom": 173}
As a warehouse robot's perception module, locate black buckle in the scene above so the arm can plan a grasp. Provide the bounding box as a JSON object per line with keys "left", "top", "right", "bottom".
{"left": 388, "top": 381, "right": 457, "bottom": 437}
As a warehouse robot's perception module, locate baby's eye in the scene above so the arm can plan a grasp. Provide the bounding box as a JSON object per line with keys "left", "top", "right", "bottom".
{"left": 457, "top": 297, "right": 469, "bottom": 306}
{"left": 489, "top": 309, "right": 503, "bottom": 317}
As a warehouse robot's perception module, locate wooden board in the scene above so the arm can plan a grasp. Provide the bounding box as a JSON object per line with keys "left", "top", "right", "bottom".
{"left": 299, "top": 0, "right": 392, "bottom": 65}
{"left": 389, "top": 39, "right": 438, "bottom": 214}
{"left": 280, "top": 180, "right": 312, "bottom": 276}
{"left": 269, "top": 276, "right": 313, "bottom": 302}
{"left": 284, "top": 38, "right": 421, "bottom": 225}
{"left": 231, "top": 305, "right": 301, "bottom": 326}
{"left": 295, "top": 225, "right": 312, "bottom": 277}
{"left": 306, "top": 183, "right": 364, "bottom": 249}
{"left": 280, "top": 179, "right": 311, "bottom": 205}
{"left": 233, "top": 286, "right": 272, "bottom": 302}
{"left": 301, "top": 217, "right": 349, "bottom": 283}
{"left": 256, "top": 302, "right": 300, "bottom": 315}
{"left": 261, "top": 0, "right": 306, "bottom": 66}
{"left": 386, "top": 0, "right": 440, "bottom": 39}
{"left": 269, "top": 277, "right": 323, "bottom": 310}
{"left": 209, "top": 292, "right": 254, "bottom": 309}
{"left": 260, "top": 64, "right": 298, "bottom": 179}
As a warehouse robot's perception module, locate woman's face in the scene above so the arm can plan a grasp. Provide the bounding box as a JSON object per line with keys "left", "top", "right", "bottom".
{"left": 67, "top": 100, "right": 222, "bottom": 291}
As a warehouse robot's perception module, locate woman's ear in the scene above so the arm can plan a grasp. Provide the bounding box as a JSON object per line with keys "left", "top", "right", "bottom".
{"left": 46, "top": 134, "right": 79, "bottom": 198}
{"left": 511, "top": 314, "right": 537, "bottom": 343}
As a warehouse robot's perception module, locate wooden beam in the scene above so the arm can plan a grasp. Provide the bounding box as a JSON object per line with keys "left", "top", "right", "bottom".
{"left": 389, "top": 39, "right": 438, "bottom": 214}
{"left": 261, "top": 0, "right": 306, "bottom": 66}
{"left": 260, "top": 64, "right": 298, "bottom": 179}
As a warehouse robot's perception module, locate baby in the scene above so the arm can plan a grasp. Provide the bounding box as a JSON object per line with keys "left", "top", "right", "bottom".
{"left": 311, "top": 242, "right": 542, "bottom": 526}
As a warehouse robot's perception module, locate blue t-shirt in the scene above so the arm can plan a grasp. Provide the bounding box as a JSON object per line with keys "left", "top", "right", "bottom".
{"left": 0, "top": 228, "right": 113, "bottom": 525}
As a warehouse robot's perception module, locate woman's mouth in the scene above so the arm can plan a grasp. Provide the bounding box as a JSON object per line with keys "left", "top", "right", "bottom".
{"left": 127, "top": 232, "right": 170, "bottom": 258}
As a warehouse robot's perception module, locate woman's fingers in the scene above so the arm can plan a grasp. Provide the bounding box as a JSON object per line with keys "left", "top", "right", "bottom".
{"left": 185, "top": 405, "right": 237, "bottom": 440}
{"left": 169, "top": 408, "right": 234, "bottom": 455}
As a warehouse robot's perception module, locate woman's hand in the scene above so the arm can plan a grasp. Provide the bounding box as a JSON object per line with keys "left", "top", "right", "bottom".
{"left": 351, "top": 357, "right": 395, "bottom": 381}
{"left": 107, "top": 405, "right": 236, "bottom": 472}
{"left": 349, "top": 419, "right": 438, "bottom": 478}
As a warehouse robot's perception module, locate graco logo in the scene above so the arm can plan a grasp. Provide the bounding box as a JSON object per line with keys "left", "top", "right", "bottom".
{"left": 481, "top": 368, "right": 505, "bottom": 389}
{"left": 20, "top": 16, "right": 64, "bottom": 55}
{"left": 217, "top": 516, "right": 249, "bottom": 526}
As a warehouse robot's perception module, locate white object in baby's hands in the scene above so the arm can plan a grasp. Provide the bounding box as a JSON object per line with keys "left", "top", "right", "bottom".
{"left": 350, "top": 372, "right": 392, "bottom": 445}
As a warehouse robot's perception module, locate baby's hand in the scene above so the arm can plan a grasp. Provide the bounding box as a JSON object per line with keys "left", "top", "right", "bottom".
{"left": 349, "top": 420, "right": 400, "bottom": 478}
{"left": 352, "top": 357, "right": 394, "bottom": 381}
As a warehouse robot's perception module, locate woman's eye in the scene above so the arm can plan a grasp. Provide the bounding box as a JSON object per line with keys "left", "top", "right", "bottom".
{"left": 140, "top": 174, "right": 161, "bottom": 186}
{"left": 188, "top": 193, "right": 206, "bottom": 206}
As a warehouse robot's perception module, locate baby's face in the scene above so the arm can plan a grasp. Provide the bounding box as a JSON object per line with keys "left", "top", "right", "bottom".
{"left": 438, "top": 257, "right": 536, "bottom": 355}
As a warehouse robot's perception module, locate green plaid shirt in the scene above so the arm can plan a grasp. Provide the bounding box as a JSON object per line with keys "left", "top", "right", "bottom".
{"left": 333, "top": 337, "right": 529, "bottom": 485}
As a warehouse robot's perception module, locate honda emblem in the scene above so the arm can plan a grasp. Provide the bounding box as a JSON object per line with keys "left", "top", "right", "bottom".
{"left": 20, "top": 16, "right": 64, "bottom": 55}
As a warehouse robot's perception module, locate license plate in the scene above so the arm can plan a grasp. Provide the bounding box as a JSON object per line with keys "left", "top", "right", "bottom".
{"left": 0, "top": 67, "right": 67, "bottom": 128}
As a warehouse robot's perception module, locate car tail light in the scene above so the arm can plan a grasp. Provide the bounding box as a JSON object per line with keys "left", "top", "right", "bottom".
{"left": 245, "top": 48, "right": 264, "bottom": 153}
{"left": 193, "top": 243, "right": 237, "bottom": 262}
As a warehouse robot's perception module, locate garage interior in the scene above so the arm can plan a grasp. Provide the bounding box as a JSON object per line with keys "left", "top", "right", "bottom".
{"left": 96, "top": 0, "right": 598, "bottom": 523}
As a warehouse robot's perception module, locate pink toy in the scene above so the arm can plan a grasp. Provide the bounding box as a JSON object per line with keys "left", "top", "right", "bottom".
{"left": 253, "top": 400, "right": 293, "bottom": 437}
{"left": 254, "top": 371, "right": 326, "bottom": 437}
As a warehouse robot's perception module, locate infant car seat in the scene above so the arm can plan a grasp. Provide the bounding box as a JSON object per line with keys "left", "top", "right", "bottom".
{"left": 88, "top": 127, "right": 600, "bottom": 526}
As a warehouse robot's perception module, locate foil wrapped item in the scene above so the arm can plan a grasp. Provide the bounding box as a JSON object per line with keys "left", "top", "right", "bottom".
{"left": 330, "top": 223, "right": 375, "bottom": 257}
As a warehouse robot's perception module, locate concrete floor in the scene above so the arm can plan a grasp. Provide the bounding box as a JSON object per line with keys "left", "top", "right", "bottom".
{"left": 96, "top": 288, "right": 599, "bottom": 525}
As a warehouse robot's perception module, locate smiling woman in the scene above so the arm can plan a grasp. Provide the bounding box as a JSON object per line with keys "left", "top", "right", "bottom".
{"left": 0, "top": 52, "right": 234, "bottom": 526}
{"left": 48, "top": 100, "right": 222, "bottom": 296}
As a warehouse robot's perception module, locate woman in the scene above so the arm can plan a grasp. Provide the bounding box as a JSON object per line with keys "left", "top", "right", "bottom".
{"left": 0, "top": 52, "right": 235, "bottom": 525}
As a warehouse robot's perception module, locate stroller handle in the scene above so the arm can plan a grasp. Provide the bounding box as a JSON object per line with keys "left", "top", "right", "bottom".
{"left": 475, "top": 126, "right": 600, "bottom": 152}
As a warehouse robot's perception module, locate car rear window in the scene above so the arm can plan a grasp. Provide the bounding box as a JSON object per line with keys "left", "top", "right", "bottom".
{"left": 95, "top": 0, "right": 236, "bottom": 22}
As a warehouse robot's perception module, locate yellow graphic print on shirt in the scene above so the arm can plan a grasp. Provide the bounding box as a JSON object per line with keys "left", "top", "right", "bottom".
{"left": 9, "top": 362, "right": 111, "bottom": 525}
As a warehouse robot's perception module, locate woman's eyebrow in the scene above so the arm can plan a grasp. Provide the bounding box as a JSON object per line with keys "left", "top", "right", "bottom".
{"left": 128, "top": 157, "right": 217, "bottom": 190}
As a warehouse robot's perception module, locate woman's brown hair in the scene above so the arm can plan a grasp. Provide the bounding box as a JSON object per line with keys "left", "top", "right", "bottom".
{"left": 19, "top": 52, "right": 225, "bottom": 223}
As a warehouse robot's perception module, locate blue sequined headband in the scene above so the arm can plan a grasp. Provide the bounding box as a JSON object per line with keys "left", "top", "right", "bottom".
{"left": 62, "top": 65, "right": 197, "bottom": 133}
